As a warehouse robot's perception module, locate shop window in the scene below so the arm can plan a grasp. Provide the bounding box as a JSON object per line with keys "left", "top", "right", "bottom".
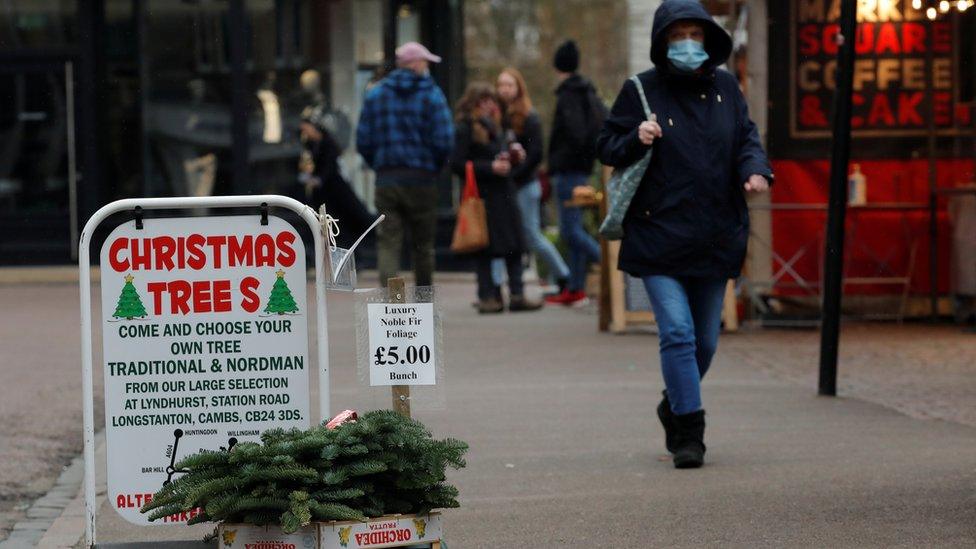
{"left": 0, "top": 0, "right": 76, "bottom": 51}
{"left": 355, "top": 0, "right": 385, "bottom": 65}
{"left": 396, "top": 3, "right": 420, "bottom": 46}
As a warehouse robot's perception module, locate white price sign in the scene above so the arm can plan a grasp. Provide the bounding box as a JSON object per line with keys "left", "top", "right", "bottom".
{"left": 99, "top": 215, "right": 310, "bottom": 525}
{"left": 367, "top": 303, "right": 436, "bottom": 386}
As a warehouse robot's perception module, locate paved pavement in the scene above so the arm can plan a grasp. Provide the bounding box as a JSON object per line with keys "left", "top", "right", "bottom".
{"left": 1, "top": 278, "right": 975, "bottom": 547}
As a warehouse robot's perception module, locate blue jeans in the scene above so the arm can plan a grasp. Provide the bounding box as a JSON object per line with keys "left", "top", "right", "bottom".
{"left": 642, "top": 275, "right": 728, "bottom": 415}
{"left": 555, "top": 172, "right": 601, "bottom": 292}
{"left": 517, "top": 180, "right": 570, "bottom": 281}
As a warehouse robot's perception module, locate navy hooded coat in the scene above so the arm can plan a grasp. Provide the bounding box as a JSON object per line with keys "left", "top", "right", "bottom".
{"left": 597, "top": 0, "right": 772, "bottom": 279}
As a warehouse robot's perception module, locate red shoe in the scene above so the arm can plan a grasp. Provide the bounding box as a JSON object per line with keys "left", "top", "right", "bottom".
{"left": 564, "top": 290, "right": 590, "bottom": 307}
{"left": 544, "top": 289, "right": 574, "bottom": 305}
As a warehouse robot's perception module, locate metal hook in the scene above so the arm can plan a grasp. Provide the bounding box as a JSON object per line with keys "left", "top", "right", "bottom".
{"left": 260, "top": 202, "right": 269, "bottom": 226}
{"left": 134, "top": 206, "right": 143, "bottom": 230}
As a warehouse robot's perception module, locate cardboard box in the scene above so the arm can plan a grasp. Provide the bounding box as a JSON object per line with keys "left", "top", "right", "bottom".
{"left": 320, "top": 513, "right": 442, "bottom": 549}
{"left": 217, "top": 523, "right": 319, "bottom": 549}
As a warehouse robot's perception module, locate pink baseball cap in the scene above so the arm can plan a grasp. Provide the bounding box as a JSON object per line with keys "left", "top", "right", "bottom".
{"left": 395, "top": 42, "right": 442, "bottom": 64}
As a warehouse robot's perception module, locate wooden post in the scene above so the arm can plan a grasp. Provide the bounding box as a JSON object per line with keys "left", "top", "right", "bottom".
{"left": 722, "top": 280, "right": 739, "bottom": 332}
{"left": 598, "top": 166, "right": 613, "bottom": 332}
{"left": 387, "top": 277, "right": 411, "bottom": 417}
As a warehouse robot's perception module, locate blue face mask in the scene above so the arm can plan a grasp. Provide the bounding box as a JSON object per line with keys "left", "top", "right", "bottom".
{"left": 667, "top": 39, "right": 709, "bottom": 72}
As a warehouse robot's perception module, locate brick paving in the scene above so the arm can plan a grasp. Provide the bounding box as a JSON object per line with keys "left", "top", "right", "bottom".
{"left": 722, "top": 322, "right": 976, "bottom": 427}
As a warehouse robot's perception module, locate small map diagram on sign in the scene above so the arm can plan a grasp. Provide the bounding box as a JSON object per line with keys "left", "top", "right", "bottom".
{"left": 162, "top": 428, "right": 237, "bottom": 486}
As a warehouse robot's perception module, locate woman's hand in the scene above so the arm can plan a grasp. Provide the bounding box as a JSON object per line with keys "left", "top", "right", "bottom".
{"left": 492, "top": 158, "right": 512, "bottom": 176}
{"left": 744, "top": 174, "right": 770, "bottom": 193}
{"left": 509, "top": 143, "right": 526, "bottom": 165}
{"left": 638, "top": 115, "right": 663, "bottom": 146}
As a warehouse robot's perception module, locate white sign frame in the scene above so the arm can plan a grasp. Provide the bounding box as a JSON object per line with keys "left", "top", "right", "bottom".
{"left": 79, "top": 196, "right": 331, "bottom": 547}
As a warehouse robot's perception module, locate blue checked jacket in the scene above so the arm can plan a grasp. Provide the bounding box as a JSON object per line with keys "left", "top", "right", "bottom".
{"left": 356, "top": 69, "right": 454, "bottom": 179}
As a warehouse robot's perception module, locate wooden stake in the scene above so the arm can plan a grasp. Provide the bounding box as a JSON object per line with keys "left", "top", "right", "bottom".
{"left": 722, "top": 279, "right": 739, "bottom": 332}
{"left": 387, "top": 277, "right": 411, "bottom": 418}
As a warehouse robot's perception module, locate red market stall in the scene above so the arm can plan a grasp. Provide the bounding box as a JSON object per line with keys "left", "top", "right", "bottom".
{"left": 765, "top": 1, "right": 975, "bottom": 316}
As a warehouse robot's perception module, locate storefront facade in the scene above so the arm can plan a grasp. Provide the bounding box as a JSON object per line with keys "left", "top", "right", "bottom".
{"left": 768, "top": 1, "right": 975, "bottom": 307}
{"left": 0, "top": 0, "right": 464, "bottom": 264}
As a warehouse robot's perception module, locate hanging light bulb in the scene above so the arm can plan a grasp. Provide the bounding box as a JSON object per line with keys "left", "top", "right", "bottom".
{"left": 912, "top": 0, "right": 922, "bottom": 8}
{"left": 927, "top": 6, "right": 939, "bottom": 18}
{"left": 959, "top": 0, "right": 969, "bottom": 11}
{"left": 939, "top": 0, "right": 951, "bottom": 11}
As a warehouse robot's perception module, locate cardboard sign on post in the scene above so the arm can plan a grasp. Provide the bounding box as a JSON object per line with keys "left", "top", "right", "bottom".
{"left": 98, "top": 215, "right": 311, "bottom": 525}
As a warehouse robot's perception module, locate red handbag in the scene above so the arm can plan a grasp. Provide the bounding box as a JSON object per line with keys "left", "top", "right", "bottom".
{"left": 450, "top": 161, "right": 489, "bottom": 254}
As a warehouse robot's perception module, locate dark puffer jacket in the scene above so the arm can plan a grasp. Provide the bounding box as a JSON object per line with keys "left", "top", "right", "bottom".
{"left": 597, "top": 0, "right": 772, "bottom": 279}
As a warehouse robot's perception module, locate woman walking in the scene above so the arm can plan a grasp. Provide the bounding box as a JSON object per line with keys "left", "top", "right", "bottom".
{"left": 495, "top": 68, "right": 571, "bottom": 295}
{"left": 452, "top": 82, "right": 543, "bottom": 313}
{"left": 597, "top": 0, "right": 772, "bottom": 468}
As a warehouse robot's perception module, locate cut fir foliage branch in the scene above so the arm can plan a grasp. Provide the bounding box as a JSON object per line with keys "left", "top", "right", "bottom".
{"left": 141, "top": 410, "right": 467, "bottom": 533}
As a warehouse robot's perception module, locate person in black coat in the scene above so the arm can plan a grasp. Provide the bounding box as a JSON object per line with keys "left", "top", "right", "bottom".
{"left": 298, "top": 112, "right": 378, "bottom": 249}
{"left": 597, "top": 0, "right": 773, "bottom": 469}
{"left": 548, "top": 40, "right": 605, "bottom": 306}
{"left": 451, "top": 82, "right": 542, "bottom": 314}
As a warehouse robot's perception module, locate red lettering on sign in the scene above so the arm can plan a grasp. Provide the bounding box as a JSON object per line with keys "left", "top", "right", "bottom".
{"left": 822, "top": 24, "right": 839, "bottom": 55}
{"left": 276, "top": 231, "right": 296, "bottom": 267}
{"left": 255, "top": 234, "right": 276, "bottom": 267}
{"left": 956, "top": 104, "right": 973, "bottom": 127}
{"left": 186, "top": 234, "right": 206, "bottom": 270}
{"left": 176, "top": 236, "right": 186, "bottom": 269}
{"left": 206, "top": 236, "right": 228, "bottom": 268}
{"left": 874, "top": 23, "right": 900, "bottom": 55}
{"left": 898, "top": 92, "right": 924, "bottom": 126}
{"left": 108, "top": 230, "right": 300, "bottom": 271}
{"left": 191, "top": 280, "right": 212, "bottom": 312}
{"left": 168, "top": 280, "right": 192, "bottom": 314}
{"left": 213, "top": 279, "right": 232, "bottom": 312}
{"left": 130, "top": 239, "right": 151, "bottom": 270}
{"left": 109, "top": 238, "right": 129, "bottom": 271}
{"left": 115, "top": 493, "right": 154, "bottom": 508}
{"left": 934, "top": 92, "right": 952, "bottom": 125}
{"left": 240, "top": 277, "right": 261, "bottom": 313}
{"left": 147, "top": 282, "right": 167, "bottom": 315}
{"left": 152, "top": 236, "right": 177, "bottom": 271}
{"left": 161, "top": 507, "right": 201, "bottom": 523}
{"left": 933, "top": 22, "right": 951, "bottom": 53}
{"left": 228, "top": 235, "right": 254, "bottom": 267}
{"left": 867, "top": 94, "right": 895, "bottom": 127}
{"left": 851, "top": 93, "right": 865, "bottom": 128}
{"left": 854, "top": 24, "right": 873, "bottom": 55}
{"left": 799, "top": 95, "right": 829, "bottom": 128}
{"left": 901, "top": 23, "right": 926, "bottom": 54}
{"left": 799, "top": 24, "right": 819, "bottom": 55}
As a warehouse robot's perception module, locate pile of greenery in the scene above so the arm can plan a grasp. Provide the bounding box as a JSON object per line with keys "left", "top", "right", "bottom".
{"left": 140, "top": 410, "right": 468, "bottom": 533}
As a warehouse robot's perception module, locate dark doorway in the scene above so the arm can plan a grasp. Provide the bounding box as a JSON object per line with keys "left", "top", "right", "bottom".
{"left": 0, "top": 59, "right": 77, "bottom": 263}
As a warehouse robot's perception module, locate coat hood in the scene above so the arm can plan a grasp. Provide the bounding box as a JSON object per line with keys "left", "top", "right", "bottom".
{"left": 382, "top": 68, "right": 435, "bottom": 96}
{"left": 650, "top": 0, "right": 732, "bottom": 74}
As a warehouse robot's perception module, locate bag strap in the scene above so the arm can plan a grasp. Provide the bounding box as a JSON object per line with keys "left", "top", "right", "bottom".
{"left": 463, "top": 161, "right": 481, "bottom": 200}
{"left": 629, "top": 75, "right": 652, "bottom": 119}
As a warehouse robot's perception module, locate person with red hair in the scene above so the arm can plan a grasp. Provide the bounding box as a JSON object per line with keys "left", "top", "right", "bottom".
{"left": 495, "top": 68, "right": 571, "bottom": 297}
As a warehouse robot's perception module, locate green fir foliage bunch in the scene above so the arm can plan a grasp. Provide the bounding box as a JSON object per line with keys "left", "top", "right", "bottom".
{"left": 140, "top": 410, "right": 467, "bottom": 533}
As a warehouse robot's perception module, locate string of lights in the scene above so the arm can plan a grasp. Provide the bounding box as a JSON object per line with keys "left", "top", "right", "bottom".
{"left": 911, "top": 0, "right": 975, "bottom": 19}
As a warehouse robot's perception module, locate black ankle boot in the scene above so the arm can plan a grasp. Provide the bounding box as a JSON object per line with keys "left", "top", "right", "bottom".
{"left": 671, "top": 410, "right": 706, "bottom": 469}
{"left": 656, "top": 390, "right": 677, "bottom": 454}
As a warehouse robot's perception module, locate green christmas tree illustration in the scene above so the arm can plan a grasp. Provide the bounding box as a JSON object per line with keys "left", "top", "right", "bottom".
{"left": 113, "top": 274, "right": 148, "bottom": 320}
{"left": 264, "top": 269, "right": 299, "bottom": 315}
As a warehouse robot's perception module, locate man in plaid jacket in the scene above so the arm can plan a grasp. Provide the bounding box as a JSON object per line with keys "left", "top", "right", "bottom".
{"left": 356, "top": 42, "right": 454, "bottom": 288}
